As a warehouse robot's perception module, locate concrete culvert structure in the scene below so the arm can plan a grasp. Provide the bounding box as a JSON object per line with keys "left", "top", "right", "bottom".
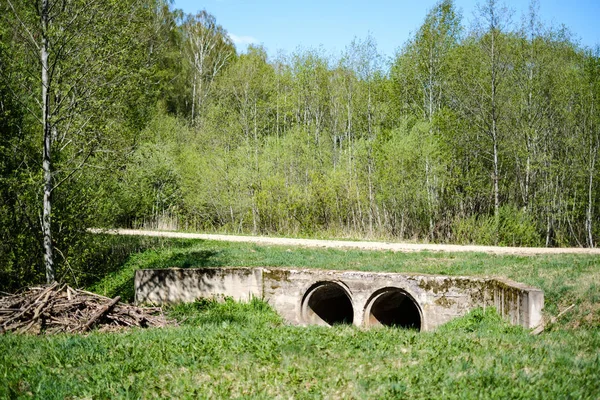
{"left": 136, "top": 267, "right": 545, "bottom": 330}
{"left": 365, "top": 287, "right": 422, "bottom": 330}
{"left": 301, "top": 281, "right": 354, "bottom": 326}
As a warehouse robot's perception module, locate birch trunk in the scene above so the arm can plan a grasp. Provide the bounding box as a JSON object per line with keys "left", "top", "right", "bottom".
{"left": 490, "top": 19, "right": 501, "bottom": 241}
{"left": 41, "top": 0, "right": 54, "bottom": 283}
{"left": 586, "top": 143, "right": 597, "bottom": 248}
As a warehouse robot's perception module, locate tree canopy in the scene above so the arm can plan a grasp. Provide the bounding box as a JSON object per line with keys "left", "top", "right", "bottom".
{"left": 1, "top": 0, "right": 599, "bottom": 289}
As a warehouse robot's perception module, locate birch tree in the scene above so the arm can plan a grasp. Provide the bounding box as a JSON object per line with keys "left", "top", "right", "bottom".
{"left": 2, "top": 0, "right": 161, "bottom": 283}
{"left": 580, "top": 49, "right": 600, "bottom": 247}
{"left": 449, "top": 0, "right": 513, "bottom": 241}
{"left": 183, "top": 10, "right": 234, "bottom": 125}
{"left": 392, "top": 0, "right": 461, "bottom": 238}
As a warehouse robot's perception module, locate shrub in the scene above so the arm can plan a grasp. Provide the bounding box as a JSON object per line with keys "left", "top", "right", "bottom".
{"left": 453, "top": 206, "right": 542, "bottom": 247}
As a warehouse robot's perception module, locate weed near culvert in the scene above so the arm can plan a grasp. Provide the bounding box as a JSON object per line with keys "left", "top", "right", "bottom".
{"left": 88, "top": 237, "right": 600, "bottom": 329}
{"left": 3, "top": 238, "right": 598, "bottom": 398}
{"left": 1, "top": 304, "right": 599, "bottom": 398}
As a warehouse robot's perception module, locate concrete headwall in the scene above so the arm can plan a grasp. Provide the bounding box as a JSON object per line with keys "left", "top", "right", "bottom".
{"left": 135, "top": 267, "right": 543, "bottom": 331}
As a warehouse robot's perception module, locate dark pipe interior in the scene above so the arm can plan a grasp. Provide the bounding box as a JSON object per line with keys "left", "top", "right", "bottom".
{"left": 306, "top": 283, "right": 354, "bottom": 325}
{"left": 369, "top": 289, "right": 421, "bottom": 330}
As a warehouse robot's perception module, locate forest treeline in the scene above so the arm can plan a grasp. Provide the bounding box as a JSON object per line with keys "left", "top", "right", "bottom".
{"left": 1, "top": 0, "right": 599, "bottom": 289}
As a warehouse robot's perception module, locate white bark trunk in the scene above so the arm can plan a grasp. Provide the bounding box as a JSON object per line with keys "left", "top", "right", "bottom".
{"left": 191, "top": 58, "right": 197, "bottom": 125}
{"left": 586, "top": 145, "right": 597, "bottom": 248}
{"left": 41, "top": 0, "right": 54, "bottom": 283}
{"left": 490, "top": 22, "right": 500, "bottom": 241}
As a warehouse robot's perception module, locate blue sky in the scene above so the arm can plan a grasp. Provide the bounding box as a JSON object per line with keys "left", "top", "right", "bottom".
{"left": 173, "top": 0, "right": 600, "bottom": 59}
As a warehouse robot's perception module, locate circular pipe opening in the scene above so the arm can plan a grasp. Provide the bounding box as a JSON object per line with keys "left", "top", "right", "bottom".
{"left": 301, "top": 282, "right": 354, "bottom": 326}
{"left": 364, "top": 288, "right": 422, "bottom": 330}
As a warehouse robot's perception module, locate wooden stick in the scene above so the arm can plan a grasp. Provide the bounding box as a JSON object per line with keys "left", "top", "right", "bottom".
{"left": 1, "top": 282, "right": 57, "bottom": 328}
{"left": 19, "top": 290, "right": 57, "bottom": 333}
{"left": 531, "top": 304, "right": 576, "bottom": 335}
{"left": 76, "top": 289, "right": 111, "bottom": 300}
{"left": 79, "top": 296, "right": 120, "bottom": 333}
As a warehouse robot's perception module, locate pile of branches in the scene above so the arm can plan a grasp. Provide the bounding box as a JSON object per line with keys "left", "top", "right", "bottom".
{"left": 0, "top": 283, "right": 173, "bottom": 334}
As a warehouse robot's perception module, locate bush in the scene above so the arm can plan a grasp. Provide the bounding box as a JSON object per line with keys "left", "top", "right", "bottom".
{"left": 453, "top": 206, "right": 542, "bottom": 247}
{"left": 497, "top": 205, "right": 542, "bottom": 247}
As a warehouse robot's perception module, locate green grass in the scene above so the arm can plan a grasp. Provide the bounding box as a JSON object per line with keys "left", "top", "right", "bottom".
{"left": 2, "top": 236, "right": 599, "bottom": 398}
{"left": 1, "top": 301, "right": 599, "bottom": 399}
{"left": 89, "top": 236, "right": 600, "bottom": 328}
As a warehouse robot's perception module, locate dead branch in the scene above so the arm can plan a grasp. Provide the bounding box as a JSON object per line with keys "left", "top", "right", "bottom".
{"left": 0, "top": 284, "right": 173, "bottom": 335}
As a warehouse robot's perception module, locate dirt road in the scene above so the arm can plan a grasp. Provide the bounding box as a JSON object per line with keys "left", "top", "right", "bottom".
{"left": 91, "top": 228, "right": 600, "bottom": 256}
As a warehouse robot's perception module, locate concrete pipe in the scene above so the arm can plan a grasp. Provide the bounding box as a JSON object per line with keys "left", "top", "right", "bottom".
{"left": 364, "top": 287, "right": 422, "bottom": 330}
{"left": 301, "top": 281, "right": 354, "bottom": 326}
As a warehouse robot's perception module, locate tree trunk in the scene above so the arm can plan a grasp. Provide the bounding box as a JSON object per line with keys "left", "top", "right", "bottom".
{"left": 493, "top": 131, "right": 500, "bottom": 223}
{"left": 41, "top": 0, "right": 54, "bottom": 284}
{"left": 490, "top": 24, "right": 500, "bottom": 243}
{"left": 367, "top": 157, "right": 374, "bottom": 235}
{"left": 586, "top": 145, "right": 597, "bottom": 248}
{"left": 191, "top": 62, "right": 197, "bottom": 125}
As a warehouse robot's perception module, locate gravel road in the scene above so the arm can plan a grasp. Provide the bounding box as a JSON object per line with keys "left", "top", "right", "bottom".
{"left": 91, "top": 229, "right": 600, "bottom": 256}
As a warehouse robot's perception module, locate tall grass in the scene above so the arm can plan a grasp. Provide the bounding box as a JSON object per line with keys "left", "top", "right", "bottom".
{"left": 89, "top": 236, "right": 600, "bottom": 329}
{"left": 2, "top": 237, "right": 598, "bottom": 398}
{"left": 1, "top": 302, "right": 598, "bottom": 399}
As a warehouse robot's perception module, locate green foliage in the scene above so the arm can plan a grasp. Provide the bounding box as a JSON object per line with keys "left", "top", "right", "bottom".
{"left": 0, "top": 302, "right": 598, "bottom": 398}
{"left": 167, "top": 297, "right": 283, "bottom": 327}
{"left": 106, "top": 7, "right": 599, "bottom": 248}
{"left": 497, "top": 206, "right": 543, "bottom": 247}
{"left": 453, "top": 205, "right": 542, "bottom": 247}
{"left": 374, "top": 119, "right": 449, "bottom": 238}
{"left": 0, "top": 0, "right": 189, "bottom": 287}
{"left": 2, "top": 0, "right": 600, "bottom": 290}
{"left": 0, "top": 35, "right": 43, "bottom": 289}
{"left": 453, "top": 214, "right": 497, "bottom": 245}
{"left": 87, "top": 236, "right": 600, "bottom": 329}
{"left": 437, "top": 307, "right": 525, "bottom": 335}
{"left": 1, "top": 2, "right": 598, "bottom": 395}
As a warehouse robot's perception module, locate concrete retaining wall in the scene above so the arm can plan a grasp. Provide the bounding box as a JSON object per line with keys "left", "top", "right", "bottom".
{"left": 135, "top": 267, "right": 543, "bottom": 331}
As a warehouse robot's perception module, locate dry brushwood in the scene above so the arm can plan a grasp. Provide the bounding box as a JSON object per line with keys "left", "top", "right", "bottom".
{"left": 0, "top": 284, "right": 173, "bottom": 334}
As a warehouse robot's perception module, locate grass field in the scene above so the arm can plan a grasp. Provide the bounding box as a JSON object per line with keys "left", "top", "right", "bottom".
{"left": 89, "top": 237, "right": 600, "bottom": 328}
{"left": 1, "top": 236, "right": 599, "bottom": 398}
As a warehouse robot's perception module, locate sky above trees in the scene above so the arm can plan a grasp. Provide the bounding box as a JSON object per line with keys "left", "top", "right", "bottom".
{"left": 174, "top": 0, "right": 600, "bottom": 57}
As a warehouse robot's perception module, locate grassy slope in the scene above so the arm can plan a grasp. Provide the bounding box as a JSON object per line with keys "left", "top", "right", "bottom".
{"left": 89, "top": 237, "right": 599, "bottom": 328}
{"left": 1, "top": 302, "right": 599, "bottom": 399}
{"left": 1, "top": 237, "right": 599, "bottom": 398}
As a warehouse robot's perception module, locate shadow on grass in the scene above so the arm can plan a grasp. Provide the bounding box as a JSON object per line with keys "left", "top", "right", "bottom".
{"left": 80, "top": 235, "right": 203, "bottom": 285}
{"left": 85, "top": 235, "right": 232, "bottom": 303}
{"left": 106, "top": 249, "right": 230, "bottom": 303}
{"left": 146, "top": 250, "right": 226, "bottom": 270}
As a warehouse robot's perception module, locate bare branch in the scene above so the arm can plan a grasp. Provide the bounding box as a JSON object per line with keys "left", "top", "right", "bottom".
{"left": 51, "top": 146, "right": 95, "bottom": 193}
{"left": 5, "top": 0, "right": 40, "bottom": 51}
